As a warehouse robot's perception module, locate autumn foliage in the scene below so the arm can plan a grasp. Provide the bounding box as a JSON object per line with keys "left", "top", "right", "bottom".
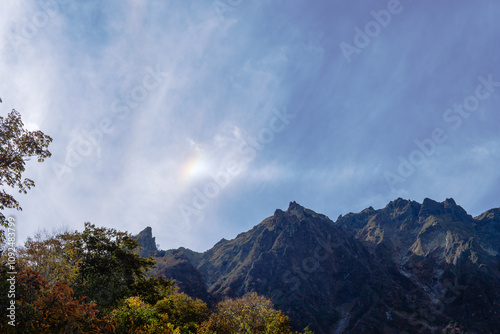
{"left": 0, "top": 268, "right": 115, "bottom": 333}
{"left": 208, "top": 292, "right": 293, "bottom": 334}
{"left": 0, "top": 224, "right": 313, "bottom": 333}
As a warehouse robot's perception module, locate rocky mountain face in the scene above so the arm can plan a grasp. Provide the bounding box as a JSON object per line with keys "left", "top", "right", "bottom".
{"left": 133, "top": 226, "right": 158, "bottom": 258}
{"left": 137, "top": 199, "right": 500, "bottom": 333}
{"left": 336, "top": 198, "right": 500, "bottom": 333}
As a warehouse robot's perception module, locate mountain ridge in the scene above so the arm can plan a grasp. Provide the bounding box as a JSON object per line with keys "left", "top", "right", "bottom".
{"left": 137, "top": 198, "right": 500, "bottom": 333}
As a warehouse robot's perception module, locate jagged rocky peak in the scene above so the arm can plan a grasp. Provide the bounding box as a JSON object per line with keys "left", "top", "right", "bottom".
{"left": 418, "top": 197, "right": 470, "bottom": 220}
{"left": 273, "top": 208, "right": 285, "bottom": 218}
{"left": 421, "top": 197, "right": 458, "bottom": 210}
{"left": 384, "top": 197, "right": 419, "bottom": 212}
{"left": 381, "top": 198, "right": 422, "bottom": 219}
{"left": 285, "top": 201, "right": 329, "bottom": 221}
{"left": 287, "top": 200, "right": 304, "bottom": 213}
{"left": 443, "top": 197, "right": 457, "bottom": 207}
{"left": 271, "top": 201, "right": 303, "bottom": 220}
{"left": 152, "top": 198, "right": 500, "bottom": 333}
{"left": 134, "top": 226, "right": 157, "bottom": 257}
{"left": 359, "top": 206, "right": 375, "bottom": 216}
{"left": 418, "top": 198, "right": 444, "bottom": 217}
{"left": 387, "top": 197, "right": 411, "bottom": 208}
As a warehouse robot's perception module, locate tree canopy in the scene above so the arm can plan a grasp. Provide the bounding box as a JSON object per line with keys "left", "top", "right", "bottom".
{"left": 1, "top": 224, "right": 314, "bottom": 333}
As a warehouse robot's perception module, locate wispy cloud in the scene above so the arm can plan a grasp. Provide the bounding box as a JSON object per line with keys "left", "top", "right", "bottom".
{"left": 1, "top": 0, "right": 499, "bottom": 251}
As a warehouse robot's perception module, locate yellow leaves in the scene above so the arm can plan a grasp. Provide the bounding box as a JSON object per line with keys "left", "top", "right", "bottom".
{"left": 209, "top": 292, "right": 292, "bottom": 334}
{"left": 196, "top": 319, "right": 214, "bottom": 334}
{"left": 112, "top": 293, "right": 211, "bottom": 334}
{"left": 126, "top": 296, "right": 146, "bottom": 309}
{"left": 5, "top": 224, "right": 310, "bottom": 333}
{"left": 10, "top": 267, "right": 300, "bottom": 334}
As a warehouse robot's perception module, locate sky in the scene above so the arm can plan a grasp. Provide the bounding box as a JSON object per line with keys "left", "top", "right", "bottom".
{"left": 1, "top": 0, "right": 499, "bottom": 252}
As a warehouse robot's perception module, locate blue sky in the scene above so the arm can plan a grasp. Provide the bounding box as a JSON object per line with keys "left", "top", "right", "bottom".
{"left": 1, "top": 0, "right": 499, "bottom": 252}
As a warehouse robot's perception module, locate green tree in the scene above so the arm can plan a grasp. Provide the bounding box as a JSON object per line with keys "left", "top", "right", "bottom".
{"left": 132, "top": 275, "right": 176, "bottom": 306}
{"left": 154, "top": 292, "right": 210, "bottom": 332}
{"left": 112, "top": 296, "right": 166, "bottom": 333}
{"left": 112, "top": 293, "right": 210, "bottom": 334}
{"left": 68, "top": 222, "right": 157, "bottom": 311}
{"left": 14, "top": 223, "right": 174, "bottom": 312}
{"left": 16, "top": 228, "right": 80, "bottom": 285}
{"left": 0, "top": 109, "right": 52, "bottom": 240}
{"left": 209, "top": 292, "right": 293, "bottom": 334}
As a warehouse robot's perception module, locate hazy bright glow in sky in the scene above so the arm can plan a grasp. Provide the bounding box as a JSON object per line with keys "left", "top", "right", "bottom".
{"left": 1, "top": 0, "right": 499, "bottom": 252}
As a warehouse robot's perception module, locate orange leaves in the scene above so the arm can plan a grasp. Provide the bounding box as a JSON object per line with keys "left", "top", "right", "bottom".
{"left": 14, "top": 269, "right": 115, "bottom": 333}
{"left": 2, "top": 224, "right": 313, "bottom": 333}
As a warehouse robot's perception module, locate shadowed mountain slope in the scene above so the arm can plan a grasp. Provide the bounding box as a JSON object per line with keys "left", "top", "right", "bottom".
{"left": 138, "top": 198, "right": 500, "bottom": 333}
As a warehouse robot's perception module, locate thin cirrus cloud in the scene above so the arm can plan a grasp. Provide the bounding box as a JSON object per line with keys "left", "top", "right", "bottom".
{"left": 0, "top": 0, "right": 499, "bottom": 252}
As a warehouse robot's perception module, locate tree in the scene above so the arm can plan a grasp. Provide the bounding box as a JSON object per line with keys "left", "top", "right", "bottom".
{"left": 112, "top": 296, "right": 166, "bottom": 333}
{"left": 16, "top": 228, "right": 80, "bottom": 285}
{"left": 8, "top": 224, "right": 182, "bottom": 331}
{"left": 0, "top": 109, "right": 52, "bottom": 240}
{"left": 208, "top": 292, "right": 293, "bottom": 334}
{"left": 154, "top": 292, "right": 210, "bottom": 331}
{"left": 0, "top": 269, "right": 115, "bottom": 333}
{"left": 69, "top": 222, "right": 157, "bottom": 311}
{"left": 112, "top": 293, "right": 210, "bottom": 334}
{"left": 14, "top": 223, "right": 175, "bottom": 312}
